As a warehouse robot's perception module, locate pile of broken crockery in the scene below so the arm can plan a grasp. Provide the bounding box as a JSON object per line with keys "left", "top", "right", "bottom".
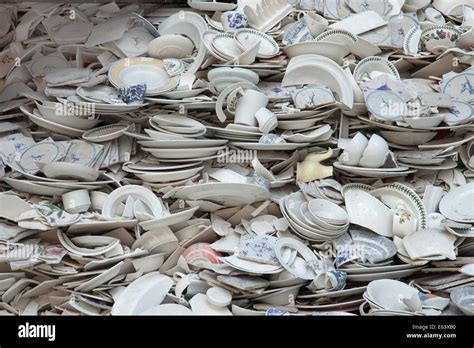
{"left": 0, "top": 0, "right": 473, "bottom": 316}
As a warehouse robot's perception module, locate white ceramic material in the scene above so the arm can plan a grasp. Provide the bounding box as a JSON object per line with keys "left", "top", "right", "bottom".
{"left": 392, "top": 203, "right": 418, "bottom": 238}
{"left": 403, "top": 228, "right": 456, "bottom": 260}
{"left": 344, "top": 188, "right": 393, "bottom": 237}
{"left": 450, "top": 287, "right": 474, "bottom": 316}
{"left": 147, "top": 35, "right": 194, "bottom": 59}
{"left": 234, "top": 89, "right": 268, "bottom": 126}
{"left": 366, "top": 279, "right": 420, "bottom": 312}
{"left": 439, "top": 183, "right": 474, "bottom": 223}
{"left": 102, "top": 185, "right": 164, "bottom": 219}
{"left": 359, "top": 134, "right": 390, "bottom": 168}
{"left": 254, "top": 107, "right": 277, "bottom": 133}
{"left": 111, "top": 272, "right": 173, "bottom": 315}
{"left": 206, "top": 286, "right": 232, "bottom": 307}
{"left": 41, "top": 162, "right": 100, "bottom": 182}
{"left": 339, "top": 132, "right": 369, "bottom": 166}
{"left": 62, "top": 189, "right": 91, "bottom": 214}
{"left": 282, "top": 54, "right": 354, "bottom": 109}
{"left": 108, "top": 57, "right": 179, "bottom": 96}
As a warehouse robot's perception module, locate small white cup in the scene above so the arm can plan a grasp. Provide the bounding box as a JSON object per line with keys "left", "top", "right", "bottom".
{"left": 62, "top": 189, "right": 91, "bottom": 213}
{"left": 255, "top": 107, "right": 278, "bottom": 133}
{"left": 90, "top": 191, "right": 107, "bottom": 211}
{"left": 234, "top": 89, "right": 268, "bottom": 126}
{"left": 304, "top": 12, "right": 328, "bottom": 37}
{"left": 392, "top": 203, "right": 418, "bottom": 238}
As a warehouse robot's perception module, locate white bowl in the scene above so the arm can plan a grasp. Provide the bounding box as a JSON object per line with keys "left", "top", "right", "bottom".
{"left": 366, "top": 279, "right": 420, "bottom": 312}
{"left": 403, "top": 115, "right": 444, "bottom": 129}
{"left": 35, "top": 102, "right": 100, "bottom": 130}
{"left": 41, "top": 162, "right": 100, "bottom": 182}
{"left": 300, "top": 202, "right": 348, "bottom": 232}
{"left": 307, "top": 199, "right": 349, "bottom": 225}
{"left": 379, "top": 130, "right": 437, "bottom": 146}
{"left": 339, "top": 132, "right": 369, "bottom": 166}
{"left": 147, "top": 35, "right": 194, "bottom": 59}
{"left": 208, "top": 67, "right": 259, "bottom": 84}
{"left": 359, "top": 134, "right": 389, "bottom": 168}
{"left": 450, "top": 287, "right": 474, "bottom": 316}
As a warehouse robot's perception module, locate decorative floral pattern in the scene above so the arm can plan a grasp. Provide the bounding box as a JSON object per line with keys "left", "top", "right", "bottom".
{"left": 119, "top": 83, "right": 146, "bottom": 104}
{"left": 238, "top": 235, "right": 278, "bottom": 264}
{"left": 34, "top": 203, "right": 81, "bottom": 227}
{"left": 423, "top": 29, "right": 459, "bottom": 42}
{"left": 225, "top": 11, "right": 248, "bottom": 30}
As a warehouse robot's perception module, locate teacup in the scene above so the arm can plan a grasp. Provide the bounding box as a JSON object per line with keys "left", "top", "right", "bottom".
{"left": 359, "top": 134, "right": 389, "bottom": 168}
{"left": 421, "top": 25, "right": 461, "bottom": 54}
{"left": 62, "top": 189, "right": 91, "bottom": 213}
{"left": 313, "top": 269, "right": 347, "bottom": 291}
{"left": 255, "top": 107, "right": 278, "bottom": 133}
{"left": 221, "top": 11, "right": 248, "bottom": 32}
{"left": 90, "top": 191, "right": 108, "bottom": 212}
{"left": 234, "top": 89, "right": 268, "bottom": 126}
{"left": 392, "top": 203, "right": 418, "bottom": 238}
{"left": 339, "top": 132, "right": 369, "bottom": 166}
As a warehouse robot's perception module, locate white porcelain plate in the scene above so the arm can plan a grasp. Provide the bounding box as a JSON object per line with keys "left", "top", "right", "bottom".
{"left": 439, "top": 183, "right": 474, "bottom": 223}
{"left": 108, "top": 57, "right": 179, "bottom": 96}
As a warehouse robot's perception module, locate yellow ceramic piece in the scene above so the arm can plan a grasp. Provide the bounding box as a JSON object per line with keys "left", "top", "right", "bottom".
{"left": 296, "top": 148, "right": 333, "bottom": 182}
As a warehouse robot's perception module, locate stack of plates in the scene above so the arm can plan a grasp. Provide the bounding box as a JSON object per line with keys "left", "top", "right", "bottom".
{"left": 140, "top": 114, "right": 227, "bottom": 162}
{"left": 343, "top": 263, "right": 426, "bottom": 282}
{"left": 279, "top": 191, "right": 348, "bottom": 242}
{"left": 281, "top": 124, "right": 333, "bottom": 143}
{"left": 122, "top": 161, "right": 204, "bottom": 184}
{"left": 202, "top": 30, "right": 244, "bottom": 62}
{"left": 148, "top": 114, "right": 207, "bottom": 137}
{"left": 396, "top": 148, "right": 458, "bottom": 171}
{"left": 334, "top": 162, "right": 416, "bottom": 178}
{"left": 207, "top": 67, "right": 259, "bottom": 94}
{"left": 206, "top": 124, "right": 263, "bottom": 141}
{"left": 3, "top": 173, "right": 113, "bottom": 196}
{"left": 299, "top": 178, "right": 343, "bottom": 204}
